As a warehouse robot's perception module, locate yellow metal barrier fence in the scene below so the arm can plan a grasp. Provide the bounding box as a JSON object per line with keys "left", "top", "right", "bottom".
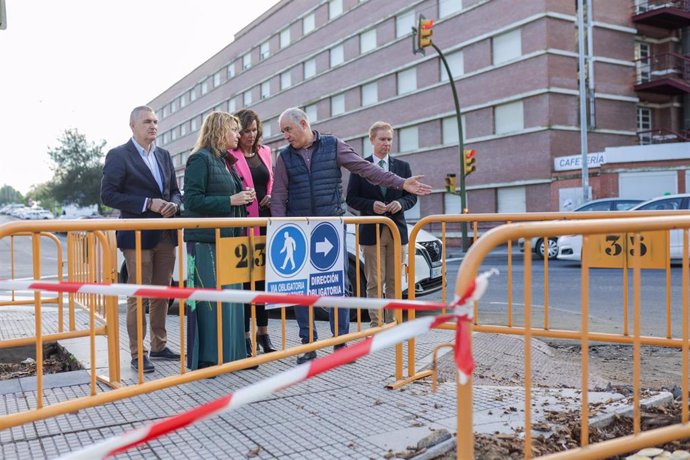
{"left": 448, "top": 214, "right": 690, "bottom": 459}
{"left": 0, "top": 216, "right": 404, "bottom": 430}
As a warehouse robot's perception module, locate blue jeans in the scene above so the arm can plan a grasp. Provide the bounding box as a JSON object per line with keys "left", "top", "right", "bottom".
{"left": 296, "top": 239, "right": 350, "bottom": 343}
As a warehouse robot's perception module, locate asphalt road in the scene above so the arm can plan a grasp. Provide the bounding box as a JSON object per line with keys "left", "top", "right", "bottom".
{"left": 422, "top": 248, "right": 688, "bottom": 339}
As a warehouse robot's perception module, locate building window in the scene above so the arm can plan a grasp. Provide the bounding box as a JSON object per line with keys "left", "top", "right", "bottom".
{"left": 243, "top": 53, "right": 252, "bottom": 70}
{"left": 330, "top": 44, "right": 344, "bottom": 67}
{"left": 396, "top": 10, "right": 415, "bottom": 39}
{"left": 331, "top": 93, "right": 345, "bottom": 116}
{"left": 329, "top": 0, "right": 343, "bottom": 19}
{"left": 493, "top": 29, "right": 521, "bottom": 65}
{"left": 635, "top": 41, "right": 651, "bottom": 84}
{"left": 362, "top": 136, "right": 374, "bottom": 156}
{"left": 260, "top": 41, "right": 270, "bottom": 60}
{"left": 362, "top": 82, "right": 378, "bottom": 106}
{"left": 280, "top": 71, "right": 292, "bottom": 90}
{"left": 442, "top": 115, "right": 466, "bottom": 144}
{"left": 637, "top": 106, "right": 653, "bottom": 144}
{"left": 360, "top": 29, "right": 376, "bottom": 54}
{"left": 263, "top": 121, "right": 272, "bottom": 138}
{"left": 171, "top": 128, "right": 177, "bottom": 141}
{"left": 399, "top": 126, "right": 418, "bottom": 152}
{"left": 260, "top": 81, "right": 270, "bottom": 99}
{"left": 439, "top": 0, "right": 462, "bottom": 17}
{"left": 303, "top": 12, "right": 315, "bottom": 35}
{"left": 280, "top": 28, "right": 291, "bottom": 48}
{"left": 162, "top": 104, "right": 169, "bottom": 117}
{"left": 497, "top": 186, "right": 526, "bottom": 213}
{"left": 213, "top": 71, "right": 221, "bottom": 88}
{"left": 227, "top": 63, "right": 235, "bottom": 79}
{"left": 495, "top": 101, "right": 524, "bottom": 134}
{"left": 397, "top": 68, "right": 417, "bottom": 95}
{"left": 441, "top": 51, "right": 464, "bottom": 81}
{"left": 180, "top": 123, "right": 187, "bottom": 136}
{"left": 304, "top": 58, "right": 316, "bottom": 79}
{"left": 171, "top": 99, "right": 177, "bottom": 113}
{"left": 305, "top": 104, "right": 317, "bottom": 122}
{"left": 190, "top": 88, "right": 197, "bottom": 101}
{"left": 244, "top": 90, "right": 253, "bottom": 106}
{"left": 201, "top": 79, "right": 209, "bottom": 95}
{"left": 162, "top": 132, "right": 170, "bottom": 145}
{"left": 228, "top": 98, "right": 236, "bottom": 113}
{"left": 179, "top": 94, "right": 186, "bottom": 108}
{"left": 191, "top": 118, "right": 198, "bottom": 131}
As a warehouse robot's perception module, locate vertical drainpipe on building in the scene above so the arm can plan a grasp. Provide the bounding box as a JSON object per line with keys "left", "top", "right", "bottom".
{"left": 577, "top": 0, "right": 590, "bottom": 203}
{"left": 586, "top": 0, "right": 596, "bottom": 130}
{"left": 681, "top": 27, "right": 690, "bottom": 130}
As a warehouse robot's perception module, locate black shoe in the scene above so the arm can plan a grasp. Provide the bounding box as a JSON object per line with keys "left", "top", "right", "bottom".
{"left": 333, "top": 343, "right": 356, "bottom": 364}
{"left": 296, "top": 351, "right": 317, "bottom": 365}
{"left": 131, "top": 356, "right": 154, "bottom": 373}
{"left": 149, "top": 347, "right": 180, "bottom": 360}
{"left": 246, "top": 338, "right": 253, "bottom": 357}
{"left": 257, "top": 334, "right": 277, "bottom": 353}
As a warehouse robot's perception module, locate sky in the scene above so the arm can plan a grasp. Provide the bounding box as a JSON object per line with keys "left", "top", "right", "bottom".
{"left": 0, "top": 0, "right": 280, "bottom": 195}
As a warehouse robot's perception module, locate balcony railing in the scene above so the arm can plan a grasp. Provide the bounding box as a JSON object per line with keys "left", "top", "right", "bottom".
{"left": 633, "top": 0, "right": 690, "bottom": 28}
{"left": 635, "top": 52, "right": 690, "bottom": 94}
{"left": 637, "top": 128, "right": 690, "bottom": 145}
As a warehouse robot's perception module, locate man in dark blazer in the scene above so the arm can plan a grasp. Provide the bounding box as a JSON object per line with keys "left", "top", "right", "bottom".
{"left": 346, "top": 121, "right": 417, "bottom": 327}
{"left": 101, "top": 105, "right": 182, "bottom": 373}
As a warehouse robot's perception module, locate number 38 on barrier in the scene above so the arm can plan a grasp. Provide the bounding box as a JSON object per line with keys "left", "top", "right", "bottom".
{"left": 585, "top": 231, "right": 668, "bottom": 269}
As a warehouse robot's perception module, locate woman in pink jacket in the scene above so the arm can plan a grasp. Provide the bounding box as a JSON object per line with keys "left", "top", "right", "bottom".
{"left": 229, "top": 109, "right": 276, "bottom": 356}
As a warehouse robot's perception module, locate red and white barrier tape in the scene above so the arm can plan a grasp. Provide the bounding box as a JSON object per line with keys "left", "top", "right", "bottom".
{"left": 43, "top": 270, "right": 495, "bottom": 459}
{"left": 0, "top": 279, "right": 447, "bottom": 312}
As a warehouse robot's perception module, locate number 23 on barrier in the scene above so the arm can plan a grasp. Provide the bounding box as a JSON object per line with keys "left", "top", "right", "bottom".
{"left": 217, "top": 236, "right": 266, "bottom": 284}
{"left": 585, "top": 231, "right": 668, "bottom": 268}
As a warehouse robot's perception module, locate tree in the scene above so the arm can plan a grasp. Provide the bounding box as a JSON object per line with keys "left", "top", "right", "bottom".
{"left": 46, "top": 129, "right": 106, "bottom": 210}
{"left": 0, "top": 185, "right": 23, "bottom": 205}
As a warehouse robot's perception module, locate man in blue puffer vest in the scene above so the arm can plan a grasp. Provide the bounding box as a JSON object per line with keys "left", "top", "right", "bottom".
{"left": 271, "top": 108, "right": 432, "bottom": 365}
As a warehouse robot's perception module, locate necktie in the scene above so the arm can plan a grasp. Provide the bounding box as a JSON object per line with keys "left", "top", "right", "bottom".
{"left": 378, "top": 159, "right": 387, "bottom": 196}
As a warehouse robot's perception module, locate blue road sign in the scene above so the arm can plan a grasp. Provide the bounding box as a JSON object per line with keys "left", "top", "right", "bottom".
{"left": 269, "top": 223, "right": 307, "bottom": 278}
{"left": 310, "top": 222, "right": 340, "bottom": 271}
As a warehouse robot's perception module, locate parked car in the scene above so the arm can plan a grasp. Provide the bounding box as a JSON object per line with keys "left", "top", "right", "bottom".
{"left": 518, "top": 198, "right": 643, "bottom": 259}
{"left": 22, "top": 209, "right": 55, "bottom": 220}
{"left": 557, "top": 194, "right": 690, "bottom": 262}
{"left": 116, "top": 223, "right": 445, "bottom": 320}
{"left": 0, "top": 203, "right": 25, "bottom": 215}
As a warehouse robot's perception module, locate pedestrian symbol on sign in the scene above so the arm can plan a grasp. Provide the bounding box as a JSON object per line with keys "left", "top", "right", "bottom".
{"left": 279, "top": 231, "right": 297, "bottom": 271}
{"left": 269, "top": 224, "right": 307, "bottom": 277}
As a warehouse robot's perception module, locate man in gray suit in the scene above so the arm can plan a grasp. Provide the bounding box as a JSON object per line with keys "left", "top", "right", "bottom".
{"left": 101, "top": 106, "right": 182, "bottom": 373}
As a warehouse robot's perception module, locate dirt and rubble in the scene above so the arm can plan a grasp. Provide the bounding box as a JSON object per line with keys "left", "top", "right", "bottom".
{"left": 0, "top": 342, "right": 82, "bottom": 380}
{"left": 421, "top": 333, "right": 690, "bottom": 459}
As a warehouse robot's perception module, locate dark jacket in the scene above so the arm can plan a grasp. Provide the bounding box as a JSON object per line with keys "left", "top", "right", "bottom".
{"left": 182, "top": 148, "right": 246, "bottom": 243}
{"left": 100, "top": 139, "right": 182, "bottom": 250}
{"left": 281, "top": 133, "right": 344, "bottom": 217}
{"left": 346, "top": 155, "right": 417, "bottom": 245}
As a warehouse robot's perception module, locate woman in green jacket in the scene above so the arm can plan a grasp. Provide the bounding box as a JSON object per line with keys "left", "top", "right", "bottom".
{"left": 183, "top": 111, "right": 256, "bottom": 370}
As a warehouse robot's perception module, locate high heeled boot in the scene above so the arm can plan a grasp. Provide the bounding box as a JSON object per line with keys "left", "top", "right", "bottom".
{"left": 256, "top": 333, "right": 277, "bottom": 353}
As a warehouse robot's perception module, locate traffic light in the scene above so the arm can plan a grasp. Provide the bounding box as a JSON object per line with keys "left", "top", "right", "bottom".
{"left": 445, "top": 173, "right": 456, "bottom": 193}
{"left": 464, "top": 149, "right": 476, "bottom": 176}
{"left": 417, "top": 16, "right": 433, "bottom": 51}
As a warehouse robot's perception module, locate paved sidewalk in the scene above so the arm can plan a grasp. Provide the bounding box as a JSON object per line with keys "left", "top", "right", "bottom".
{"left": 0, "top": 297, "right": 631, "bottom": 459}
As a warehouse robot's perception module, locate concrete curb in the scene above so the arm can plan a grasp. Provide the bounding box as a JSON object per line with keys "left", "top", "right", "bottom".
{"left": 590, "top": 391, "right": 674, "bottom": 429}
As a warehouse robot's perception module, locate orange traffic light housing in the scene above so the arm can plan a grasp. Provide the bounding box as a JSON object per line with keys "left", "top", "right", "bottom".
{"left": 418, "top": 16, "right": 433, "bottom": 51}
{"left": 464, "top": 149, "right": 476, "bottom": 176}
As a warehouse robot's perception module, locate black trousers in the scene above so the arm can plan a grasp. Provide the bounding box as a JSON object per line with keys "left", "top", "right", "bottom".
{"left": 243, "top": 280, "right": 268, "bottom": 332}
